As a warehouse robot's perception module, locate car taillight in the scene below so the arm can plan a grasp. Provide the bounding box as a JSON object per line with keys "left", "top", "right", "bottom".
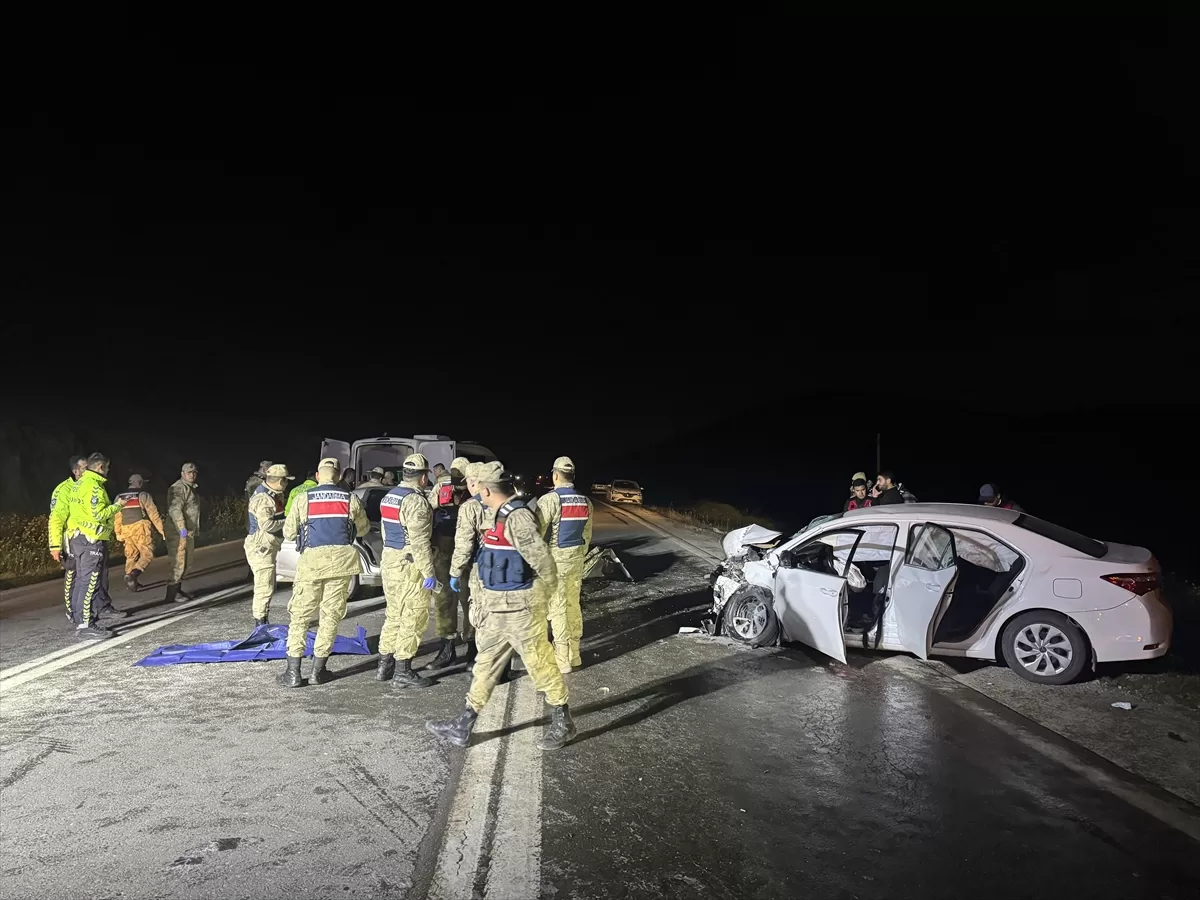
{"left": 1101, "top": 573, "right": 1161, "bottom": 596}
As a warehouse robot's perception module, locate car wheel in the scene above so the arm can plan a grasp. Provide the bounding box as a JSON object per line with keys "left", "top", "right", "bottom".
{"left": 722, "top": 586, "right": 779, "bottom": 648}
{"left": 346, "top": 574, "right": 361, "bottom": 602}
{"left": 1000, "top": 611, "right": 1089, "bottom": 685}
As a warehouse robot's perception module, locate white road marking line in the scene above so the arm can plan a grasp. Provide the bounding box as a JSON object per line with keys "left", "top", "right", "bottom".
{"left": 0, "top": 584, "right": 252, "bottom": 685}
{"left": 886, "top": 656, "right": 1200, "bottom": 842}
{"left": 429, "top": 682, "right": 511, "bottom": 900}
{"left": 485, "top": 675, "right": 543, "bottom": 898}
{"left": 0, "top": 612, "right": 199, "bottom": 693}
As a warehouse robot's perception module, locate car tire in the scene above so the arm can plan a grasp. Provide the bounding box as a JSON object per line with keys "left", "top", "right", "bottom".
{"left": 346, "top": 574, "right": 361, "bottom": 602}
{"left": 1000, "top": 610, "right": 1089, "bottom": 685}
{"left": 722, "top": 586, "right": 779, "bottom": 648}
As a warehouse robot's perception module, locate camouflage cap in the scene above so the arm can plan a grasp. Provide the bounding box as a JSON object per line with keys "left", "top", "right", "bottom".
{"left": 318, "top": 457, "right": 342, "bottom": 472}
{"left": 265, "top": 464, "right": 295, "bottom": 480}
{"left": 128, "top": 474, "right": 145, "bottom": 486}
{"left": 851, "top": 471, "right": 867, "bottom": 484}
{"left": 474, "top": 461, "right": 507, "bottom": 485}
{"left": 259, "top": 459, "right": 273, "bottom": 469}
{"left": 450, "top": 456, "right": 470, "bottom": 474}
{"left": 369, "top": 466, "right": 385, "bottom": 477}
{"left": 552, "top": 455, "right": 576, "bottom": 473}
{"left": 403, "top": 453, "right": 429, "bottom": 472}
{"left": 181, "top": 462, "right": 198, "bottom": 474}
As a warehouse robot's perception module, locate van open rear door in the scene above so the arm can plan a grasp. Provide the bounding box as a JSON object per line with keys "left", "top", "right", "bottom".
{"left": 320, "top": 439, "right": 351, "bottom": 473}
{"left": 413, "top": 437, "right": 455, "bottom": 474}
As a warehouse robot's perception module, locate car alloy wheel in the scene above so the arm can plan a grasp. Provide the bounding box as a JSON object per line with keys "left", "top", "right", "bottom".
{"left": 1012, "top": 622, "right": 1073, "bottom": 678}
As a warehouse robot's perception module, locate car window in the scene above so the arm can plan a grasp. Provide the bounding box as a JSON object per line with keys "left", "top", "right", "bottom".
{"left": 791, "top": 529, "right": 863, "bottom": 578}
{"left": 359, "top": 488, "right": 388, "bottom": 523}
{"left": 1012, "top": 514, "right": 1107, "bottom": 559}
{"left": 613, "top": 480, "right": 639, "bottom": 489}
{"left": 907, "top": 524, "right": 956, "bottom": 570}
{"left": 947, "top": 528, "right": 1020, "bottom": 572}
{"left": 849, "top": 524, "right": 897, "bottom": 564}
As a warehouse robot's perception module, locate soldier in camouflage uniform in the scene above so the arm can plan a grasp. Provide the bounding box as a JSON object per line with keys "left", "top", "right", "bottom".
{"left": 448, "top": 462, "right": 498, "bottom": 670}
{"left": 427, "top": 462, "right": 575, "bottom": 751}
{"left": 375, "top": 453, "right": 439, "bottom": 689}
{"left": 425, "top": 456, "right": 472, "bottom": 671}
{"left": 112, "top": 473, "right": 166, "bottom": 591}
{"left": 165, "top": 462, "right": 201, "bottom": 604}
{"left": 245, "top": 464, "right": 294, "bottom": 624}
{"left": 535, "top": 456, "right": 593, "bottom": 673}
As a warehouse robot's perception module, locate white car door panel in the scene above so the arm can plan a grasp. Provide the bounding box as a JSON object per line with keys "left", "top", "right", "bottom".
{"left": 892, "top": 523, "right": 958, "bottom": 660}
{"left": 775, "top": 568, "right": 849, "bottom": 664}
{"left": 320, "top": 438, "right": 351, "bottom": 472}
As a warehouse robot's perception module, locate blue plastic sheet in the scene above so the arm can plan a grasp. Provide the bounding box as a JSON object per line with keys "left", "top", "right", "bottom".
{"left": 134, "top": 623, "right": 371, "bottom": 667}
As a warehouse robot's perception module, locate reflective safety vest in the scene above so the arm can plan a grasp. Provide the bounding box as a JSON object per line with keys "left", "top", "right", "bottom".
{"left": 380, "top": 486, "right": 419, "bottom": 551}
{"left": 553, "top": 486, "right": 590, "bottom": 549}
{"left": 247, "top": 483, "right": 285, "bottom": 535}
{"left": 433, "top": 481, "right": 461, "bottom": 539}
{"left": 477, "top": 500, "right": 534, "bottom": 591}
{"left": 115, "top": 491, "right": 147, "bottom": 525}
{"left": 298, "top": 486, "right": 354, "bottom": 551}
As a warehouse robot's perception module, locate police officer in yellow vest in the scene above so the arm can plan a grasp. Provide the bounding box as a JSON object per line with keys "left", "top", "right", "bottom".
{"left": 113, "top": 474, "right": 167, "bottom": 591}
{"left": 375, "top": 453, "right": 439, "bottom": 689}
{"left": 278, "top": 457, "right": 370, "bottom": 687}
{"left": 245, "top": 464, "right": 294, "bottom": 625}
{"left": 536, "top": 455, "right": 593, "bottom": 673}
{"left": 427, "top": 462, "right": 576, "bottom": 751}
{"left": 64, "top": 452, "right": 128, "bottom": 639}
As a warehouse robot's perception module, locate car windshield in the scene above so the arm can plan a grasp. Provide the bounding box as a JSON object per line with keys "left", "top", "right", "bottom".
{"left": 359, "top": 488, "right": 388, "bottom": 523}
{"left": 1013, "top": 514, "right": 1108, "bottom": 559}
{"left": 613, "top": 480, "right": 639, "bottom": 489}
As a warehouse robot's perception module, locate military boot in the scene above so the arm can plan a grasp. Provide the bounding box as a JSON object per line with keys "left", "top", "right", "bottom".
{"left": 310, "top": 656, "right": 333, "bottom": 685}
{"left": 425, "top": 706, "right": 479, "bottom": 747}
{"left": 124, "top": 572, "right": 138, "bottom": 591}
{"left": 376, "top": 653, "right": 396, "bottom": 682}
{"left": 164, "top": 584, "right": 180, "bottom": 604}
{"left": 277, "top": 656, "right": 305, "bottom": 688}
{"left": 426, "top": 638, "right": 456, "bottom": 671}
{"left": 537, "top": 704, "right": 577, "bottom": 751}
{"left": 393, "top": 658, "right": 434, "bottom": 689}
{"left": 100, "top": 604, "right": 131, "bottom": 620}
{"left": 254, "top": 615, "right": 269, "bottom": 626}
{"left": 176, "top": 585, "right": 193, "bottom": 602}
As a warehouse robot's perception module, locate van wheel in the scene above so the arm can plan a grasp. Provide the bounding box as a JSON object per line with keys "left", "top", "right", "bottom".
{"left": 1000, "top": 610, "right": 1089, "bottom": 685}
{"left": 722, "top": 586, "right": 779, "bottom": 648}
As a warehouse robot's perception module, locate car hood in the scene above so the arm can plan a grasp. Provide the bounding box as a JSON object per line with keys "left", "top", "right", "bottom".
{"left": 721, "top": 524, "right": 784, "bottom": 558}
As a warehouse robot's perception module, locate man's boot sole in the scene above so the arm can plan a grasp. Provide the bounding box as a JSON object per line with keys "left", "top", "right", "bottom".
{"left": 393, "top": 678, "right": 434, "bottom": 689}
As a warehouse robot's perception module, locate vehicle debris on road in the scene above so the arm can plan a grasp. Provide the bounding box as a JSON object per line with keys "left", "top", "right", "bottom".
{"left": 583, "top": 546, "right": 633, "bottom": 581}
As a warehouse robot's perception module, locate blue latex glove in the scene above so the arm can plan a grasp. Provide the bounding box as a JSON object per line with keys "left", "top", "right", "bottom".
{"left": 449, "top": 576, "right": 461, "bottom": 593}
{"left": 422, "top": 576, "right": 437, "bottom": 590}
{"left": 178, "top": 527, "right": 189, "bottom": 538}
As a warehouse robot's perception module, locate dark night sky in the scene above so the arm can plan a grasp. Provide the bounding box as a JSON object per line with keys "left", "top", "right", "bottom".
{"left": 6, "top": 13, "right": 1199, "bottom": 559}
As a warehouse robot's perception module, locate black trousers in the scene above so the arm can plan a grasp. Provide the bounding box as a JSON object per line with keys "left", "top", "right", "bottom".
{"left": 67, "top": 535, "right": 113, "bottom": 626}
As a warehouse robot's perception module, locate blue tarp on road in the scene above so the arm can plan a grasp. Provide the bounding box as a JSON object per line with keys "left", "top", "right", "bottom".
{"left": 134, "top": 624, "right": 371, "bottom": 666}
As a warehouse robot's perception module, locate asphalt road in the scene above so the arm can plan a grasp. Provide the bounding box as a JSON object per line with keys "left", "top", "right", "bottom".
{"left": 1, "top": 504, "right": 1198, "bottom": 899}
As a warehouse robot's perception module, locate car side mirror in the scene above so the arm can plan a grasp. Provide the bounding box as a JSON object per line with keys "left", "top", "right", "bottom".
{"left": 778, "top": 549, "right": 796, "bottom": 569}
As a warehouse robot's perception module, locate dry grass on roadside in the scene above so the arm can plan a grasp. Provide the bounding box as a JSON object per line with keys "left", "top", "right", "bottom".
{"left": 0, "top": 493, "right": 246, "bottom": 589}
{"left": 646, "top": 501, "right": 778, "bottom": 535}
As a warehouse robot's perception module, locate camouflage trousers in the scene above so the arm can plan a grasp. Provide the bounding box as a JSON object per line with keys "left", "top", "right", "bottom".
{"left": 466, "top": 587, "right": 567, "bottom": 713}
{"left": 285, "top": 576, "right": 351, "bottom": 658}
{"left": 379, "top": 549, "right": 430, "bottom": 660}
{"left": 244, "top": 537, "right": 279, "bottom": 619}
{"left": 120, "top": 521, "right": 156, "bottom": 574}
{"left": 548, "top": 548, "right": 587, "bottom": 671}
{"left": 432, "top": 537, "right": 473, "bottom": 641}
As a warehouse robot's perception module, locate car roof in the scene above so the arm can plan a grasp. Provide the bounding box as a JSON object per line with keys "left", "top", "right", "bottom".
{"left": 840, "top": 502, "right": 1020, "bottom": 525}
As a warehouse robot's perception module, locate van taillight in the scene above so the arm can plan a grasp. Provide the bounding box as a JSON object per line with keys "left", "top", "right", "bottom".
{"left": 1101, "top": 573, "right": 1160, "bottom": 596}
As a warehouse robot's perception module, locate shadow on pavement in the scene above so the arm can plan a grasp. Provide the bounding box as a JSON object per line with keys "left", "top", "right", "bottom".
{"left": 122, "top": 569, "right": 254, "bottom": 614}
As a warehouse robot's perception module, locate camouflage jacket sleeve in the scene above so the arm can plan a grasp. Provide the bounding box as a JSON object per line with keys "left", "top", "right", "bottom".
{"left": 583, "top": 496, "right": 594, "bottom": 546}
{"left": 48, "top": 480, "right": 73, "bottom": 550}
{"left": 402, "top": 492, "right": 435, "bottom": 579}
{"left": 535, "top": 491, "right": 558, "bottom": 541}
{"left": 450, "top": 501, "right": 480, "bottom": 578}
{"left": 350, "top": 493, "right": 370, "bottom": 540}
{"left": 506, "top": 507, "right": 558, "bottom": 591}
{"left": 168, "top": 484, "right": 186, "bottom": 531}
{"left": 248, "top": 492, "right": 283, "bottom": 536}
{"left": 283, "top": 491, "right": 306, "bottom": 542}
{"left": 141, "top": 492, "right": 167, "bottom": 537}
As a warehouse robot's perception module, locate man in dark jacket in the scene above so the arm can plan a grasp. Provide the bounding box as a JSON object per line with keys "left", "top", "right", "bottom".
{"left": 872, "top": 471, "right": 906, "bottom": 505}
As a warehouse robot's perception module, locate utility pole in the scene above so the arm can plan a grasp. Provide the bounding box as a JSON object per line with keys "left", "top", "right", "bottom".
{"left": 875, "top": 432, "right": 881, "bottom": 475}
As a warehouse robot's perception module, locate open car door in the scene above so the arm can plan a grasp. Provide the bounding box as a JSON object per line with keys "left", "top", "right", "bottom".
{"left": 320, "top": 438, "right": 351, "bottom": 473}
{"left": 772, "top": 532, "right": 860, "bottom": 664}
{"left": 413, "top": 438, "right": 455, "bottom": 475}
{"left": 891, "top": 523, "right": 958, "bottom": 660}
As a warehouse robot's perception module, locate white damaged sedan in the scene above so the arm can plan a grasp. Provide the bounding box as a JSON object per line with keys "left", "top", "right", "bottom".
{"left": 707, "top": 504, "right": 1172, "bottom": 685}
